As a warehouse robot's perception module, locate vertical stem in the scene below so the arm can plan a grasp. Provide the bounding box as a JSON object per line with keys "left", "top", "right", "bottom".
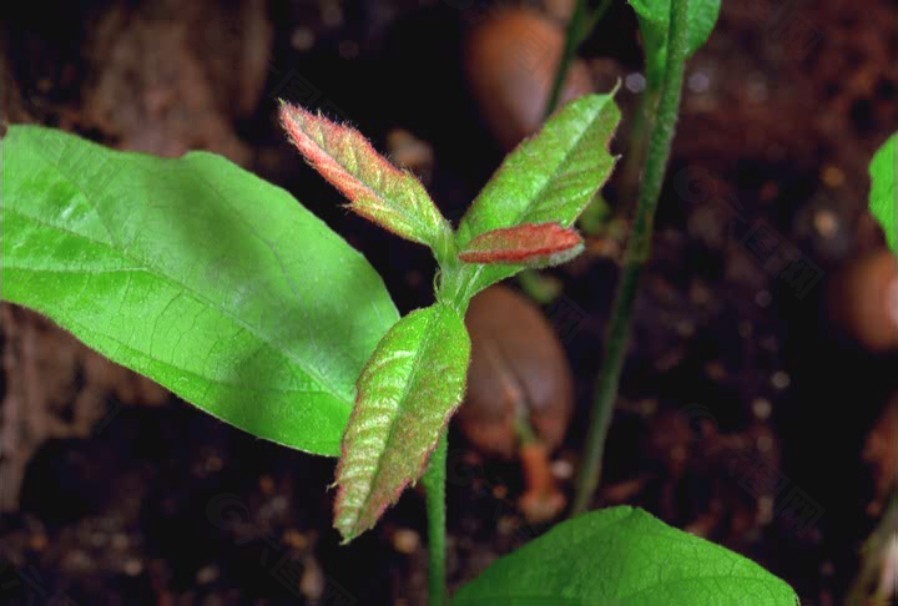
{"left": 617, "top": 83, "right": 660, "bottom": 209}
{"left": 571, "top": 0, "right": 691, "bottom": 515}
{"left": 423, "top": 432, "right": 448, "bottom": 606}
{"left": 544, "top": 0, "right": 614, "bottom": 118}
{"left": 545, "top": 0, "right": 589, "bottom": 118}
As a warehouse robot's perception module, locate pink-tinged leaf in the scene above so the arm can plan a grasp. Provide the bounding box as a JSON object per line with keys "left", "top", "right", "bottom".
{"left": 334, "top": 303, "right": 471, "bottom": 542}
{"left": 279, "top": 102, "right": 449, "bottom": 248}
{"left": 458, "top": 223, "right": 584, "bottom": 267}
{"left": 453, "top": 93, "right": 620, "bottom": 296}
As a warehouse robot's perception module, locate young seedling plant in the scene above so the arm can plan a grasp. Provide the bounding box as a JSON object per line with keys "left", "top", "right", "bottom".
{"left": 1, "top": 1, "right": 798, "bottom": 603}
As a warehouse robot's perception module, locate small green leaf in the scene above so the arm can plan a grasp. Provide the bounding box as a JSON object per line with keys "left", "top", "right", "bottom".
{"left": 870, "top": 131, "right": 898, "bottom": 254}
{"left": 1, "top": 125, "right": 399, "bottom": 456}
{"left": 630, "top": 0, "right": 721, "bottom": 86}
{"left": 458, "top": 223, "right": 584, "bottom": 267}
{"left": 450, "top": 94, "right": 620, "bottom": 299}
{"left": 454, "top": 506, "right": 799, "bottom": 605}
{"left": 279, "top": 102, "right": 451, "bottom": 250}
{"left": 334, "top": 303, "right": 470, "bottom": 542}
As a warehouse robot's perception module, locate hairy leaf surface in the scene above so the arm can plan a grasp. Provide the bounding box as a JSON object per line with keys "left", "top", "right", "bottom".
{"left": 454, "top": 506, "right": 799, "bottom": 605}
{"left": 458, "top": 223, "right": 584, "bottom": 267}
{"left": 1, "top": 125, "right": 399, "bottom": 456}
{"left": 334, "top": 303, "right": 470, "bottom": 541}
{"left": 451, "top": 94, "right": 620, "bottom": 299}
{"left": 870, "top": 131, "right": 897, "bottom": 254}
{"left": 279, "top": 102, "right": 450, "bottom": 249}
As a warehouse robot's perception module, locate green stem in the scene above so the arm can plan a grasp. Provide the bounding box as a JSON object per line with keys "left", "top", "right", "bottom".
{"left": 617, "top": 82, "right": 660, "bottom": 209}
{"left": 423, "top": 432, "right": 448, "bottom": 606}
{"left": 579, "top": 0, "right": 614, "bottom": 47}
{"left": 571, "top": 0, "right": 691, "bottom": 515}
{"left": 544, "top": 0, "right": 613, "bottom": 118}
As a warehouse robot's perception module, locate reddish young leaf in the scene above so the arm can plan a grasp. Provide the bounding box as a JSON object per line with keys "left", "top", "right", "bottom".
{"left": 279, "top": 102, "right": 449, "bottom": 248}
{"left": 458, "top": 223, "right": 584, "bottom": 267}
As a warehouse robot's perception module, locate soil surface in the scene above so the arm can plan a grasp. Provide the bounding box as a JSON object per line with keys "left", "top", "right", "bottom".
{"left": 2, "top": 0, "right": 897, "bottom": 604}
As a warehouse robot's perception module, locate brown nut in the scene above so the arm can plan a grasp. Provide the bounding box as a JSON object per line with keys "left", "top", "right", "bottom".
{"left": 465, "top": 8, "right": 594, "bottom": 150}
{"left": 458, "top": 285, "right": 574, "bottom": 458}
{"left": 828, "top": 249, "right": 898, "bottom": 352}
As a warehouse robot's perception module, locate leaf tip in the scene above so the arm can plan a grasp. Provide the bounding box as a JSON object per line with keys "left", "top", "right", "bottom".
{"left": 609, "top": 78, "right": 622, "bottom": 98}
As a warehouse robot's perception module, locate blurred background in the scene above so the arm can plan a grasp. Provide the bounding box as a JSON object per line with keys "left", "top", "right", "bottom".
{"left": 1, "top": 0, "right": 897, "bottom": 603}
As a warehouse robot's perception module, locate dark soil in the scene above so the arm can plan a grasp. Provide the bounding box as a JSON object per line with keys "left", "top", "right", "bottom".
{"left": 1, "top": 0, "right": 897, "bottom": 604}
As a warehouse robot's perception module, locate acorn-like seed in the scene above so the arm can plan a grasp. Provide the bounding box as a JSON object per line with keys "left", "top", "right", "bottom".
{"left": 828, "top": 249, "right": 898, "bottom": 351}
{"left": 458, "top": 285, "right": 574, "bottom": 458}
{"left": 465, "top": 8, "right": 594, "bottom": 150}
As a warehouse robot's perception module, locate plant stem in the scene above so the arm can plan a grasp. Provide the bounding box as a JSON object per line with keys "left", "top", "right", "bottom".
{"left": 544, "top": 0, "right": 613, "bottom": 118}
{"left": 571, "top": 0, "right": 691, "bottom": 515}
{"left": 617, "top": 83, "right": 660, "bottom": 210}
{"left": 423, "top": 432, "right": 448, "bottom": 606}
{"left": 579, "top": 0, "right": 614, "bottom": 47}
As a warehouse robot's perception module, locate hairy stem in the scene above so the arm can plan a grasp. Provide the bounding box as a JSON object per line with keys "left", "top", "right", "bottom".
{"left": 423, "top": 432, "right": 448, "bottom": 606}
{"left": 544, "top": 0, "right": 613, "bottom": 118}
{"left": 572, "top": 0, "right": 691, "bottom": 515}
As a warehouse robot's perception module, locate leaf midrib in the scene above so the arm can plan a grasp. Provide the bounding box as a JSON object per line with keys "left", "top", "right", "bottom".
{"left": 310, "top": 120, "right": 433, "bottom": 238}
{"left": 463, "top": 99, "right": 613, "bottom": 242}
{"left": 352, "top": 307, "right": 442, "bottom": 530}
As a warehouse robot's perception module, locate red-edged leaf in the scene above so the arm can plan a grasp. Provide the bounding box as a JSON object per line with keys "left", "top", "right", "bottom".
{"left": 451, "top": 93, "right": 620, "bottom": 296}
{"left": 279, "top": 102, "right": 449, "bottom": 247}
{"left": 334, "top": 303, "right": 470, "bottom": 542}
{"left": 458, "top": 223, "right": 584, "bottom": 267}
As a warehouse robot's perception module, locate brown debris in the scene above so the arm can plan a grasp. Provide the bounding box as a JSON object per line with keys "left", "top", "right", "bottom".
{"left": 81, "top": 0, "right": 273, "bottom": 161}
{"left": 0, "top": 304, "right": 168, "bottom": 511}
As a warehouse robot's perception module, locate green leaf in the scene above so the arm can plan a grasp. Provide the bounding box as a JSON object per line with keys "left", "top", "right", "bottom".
{"left": 630, "top": 0, "right": 721, "bottom": 86}
{"left": 334, "top": 303, "right": 470, "bottom": 542}
{"left": 449, "top": 94, "right": 620, "bottom": 300}
{"left": 279, "top": 102, "right": 451, "bottom": 251}
{"left": 870, "top": 131, "right": 898, "bottom": 254}
{"left": 454, "top": 507, "right": 799, "bottom": 606}
{"left": 1, "top": 125, "right": 399, "bottom": 457}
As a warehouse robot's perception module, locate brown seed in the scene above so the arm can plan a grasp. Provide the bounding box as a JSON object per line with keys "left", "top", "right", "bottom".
{"left": 465, "top": 9, "right": 594, "bottom": 150}
{"left": 458, "top": 286, "right": 574, "bottom": 458}
{"left": 828, "top": 249, "right": 898, "bottom": 351}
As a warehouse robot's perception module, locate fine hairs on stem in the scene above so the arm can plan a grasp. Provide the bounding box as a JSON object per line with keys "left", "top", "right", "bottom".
{"left": 572, "top": 0, "right": 692, "bottom": 515}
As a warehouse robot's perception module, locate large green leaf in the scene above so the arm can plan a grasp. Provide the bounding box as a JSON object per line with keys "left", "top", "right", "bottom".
{"left": 334, "top": 303, "right": 470, "bottom": 541}
{"left": 1, "top": 125, "right": 399, "bottom": 456}
{"left": 454, "top": 506, "right": 799, "bottom": 605}
{"left": 870, "top": 131, "right": 897, "bottom": 254}
{"left": 449, "top": 94, "right": 620, "bottom": 300}
{"left": 630, "top": 0, "right": 721, "bottom": 86}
